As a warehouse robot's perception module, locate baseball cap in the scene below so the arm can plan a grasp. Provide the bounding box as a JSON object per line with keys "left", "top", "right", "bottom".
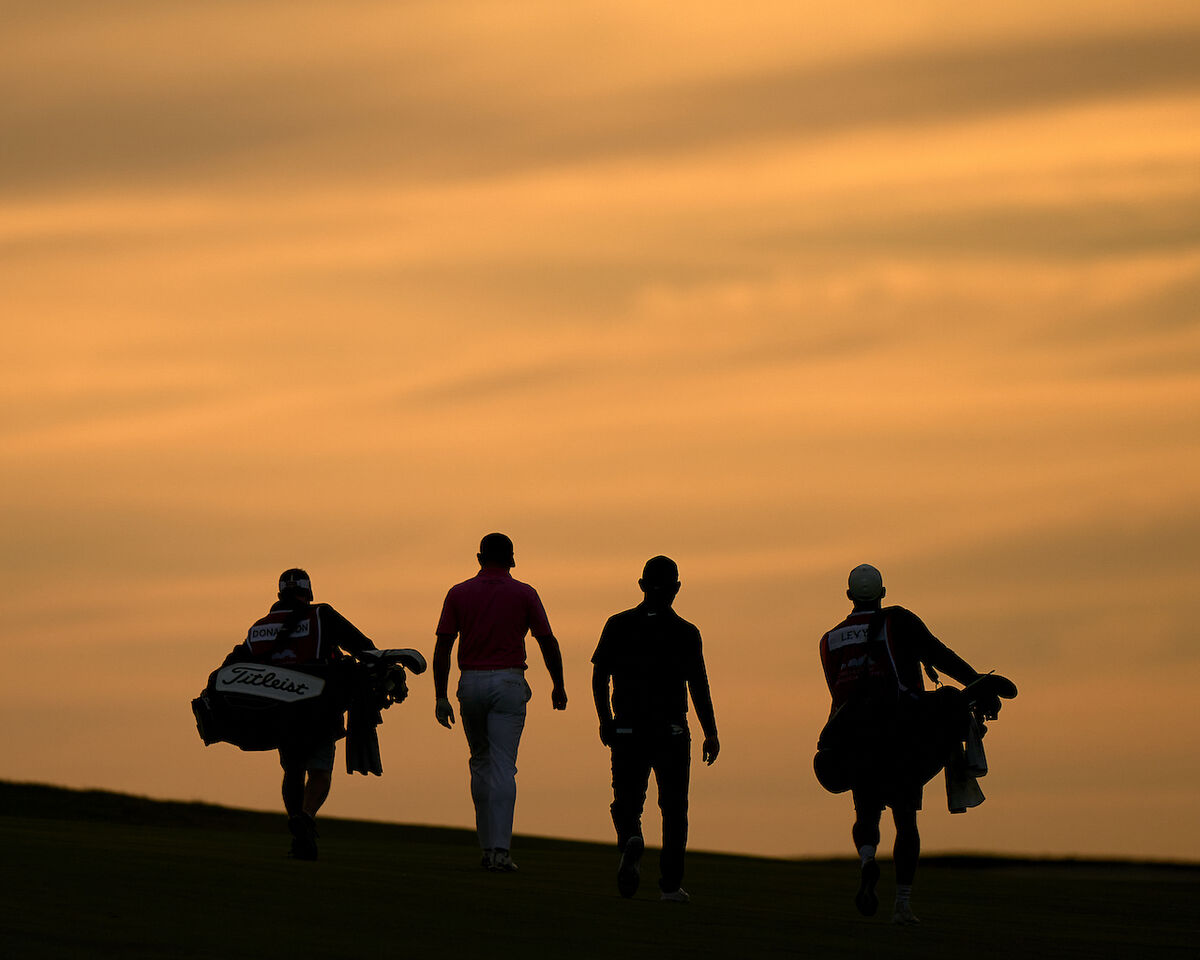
{"left": 847, "top": 564, "right": 884, "bottom": 602}
{"left": 278, "top": 568, "right": 313, "bottom": 601}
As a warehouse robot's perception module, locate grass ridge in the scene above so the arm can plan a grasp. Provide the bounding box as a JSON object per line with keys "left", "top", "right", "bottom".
{"left": 4, "top": 779, "right": 1196, "bottom": 870}
{"left": 3, "top": 780, "right": 1198, "bottom": 959}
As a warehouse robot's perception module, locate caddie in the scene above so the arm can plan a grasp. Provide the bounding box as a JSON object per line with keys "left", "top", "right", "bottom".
{"left": 225, "top": 567, "right": 379, "bottom": 860}
{"left": 816, "top": 564, "right": 1014, "bottom": 924}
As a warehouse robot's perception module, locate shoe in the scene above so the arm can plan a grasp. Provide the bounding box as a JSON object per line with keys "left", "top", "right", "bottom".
{"left": 490, "top": 848, "right": 518, "bottom": 872}
{"left": 480, "top": 849, "right": 494, "bottom": 870}
{"left": 660, "top": 888, "right": 690, "bottom": 903}
{"left": 287, "top": 814, "right": 318, "bottom": 861}
{"left": 617, "top": 836, "right": 644, "bottom": 898}
{"left": 892, "top": 902, "right": 921, "bottom": 925}
{"left": 854, "top": 858, "right": 879, "bottom": 916}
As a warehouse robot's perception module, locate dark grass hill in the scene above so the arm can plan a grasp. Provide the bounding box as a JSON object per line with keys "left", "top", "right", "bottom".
{"left": 2, "top": 781, "right": 1196, "bottom": 959}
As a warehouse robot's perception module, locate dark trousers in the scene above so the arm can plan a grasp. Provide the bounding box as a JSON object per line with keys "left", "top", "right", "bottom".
{"left": 610, "top": 727, "right": 691, "bottom": 892}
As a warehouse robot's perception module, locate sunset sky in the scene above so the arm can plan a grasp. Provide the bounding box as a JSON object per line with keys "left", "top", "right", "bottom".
{"left": 4, "top": 2, "right": 1199, "bottom": 861}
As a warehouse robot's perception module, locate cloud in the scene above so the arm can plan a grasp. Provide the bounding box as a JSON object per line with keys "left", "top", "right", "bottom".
{"left": 5, "top": 20, "right": 1200, "bottom": 194}
{"left": 758, "top": 192, "right": 1200, "bottom": 260}
{"left": 654, "top": 29, "right": 1200, "bottom": 139}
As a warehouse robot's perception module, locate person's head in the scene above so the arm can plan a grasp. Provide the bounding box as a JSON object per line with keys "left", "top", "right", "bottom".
{"left": 846, "top": 563, "right": 885, "bottom": 609}
{"left": 477, "top": 532, "right": 516, "bottom": 569}
{"left": 278, "top": 567, "right": 314, "bottom": 603}
{"left": 639, "top": 555, "right": 680, "bottom": 611}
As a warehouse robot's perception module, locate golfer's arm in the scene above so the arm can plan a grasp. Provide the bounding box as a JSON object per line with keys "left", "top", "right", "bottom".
{"left": 688, "top": 659, "right": 719, "bottom": 740}
{"left": 534, "top": 634, "right": 565, "bottom": 690}
{"left": 433, "top": 634, "right": 455, "bottom": 699}
{"left": 591, "top": 663, "right": 612, "bottom": 724}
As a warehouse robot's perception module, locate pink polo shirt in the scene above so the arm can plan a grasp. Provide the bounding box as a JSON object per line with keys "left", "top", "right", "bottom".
{"left": 436, "top": 567, "right": 553, "bottom": 670}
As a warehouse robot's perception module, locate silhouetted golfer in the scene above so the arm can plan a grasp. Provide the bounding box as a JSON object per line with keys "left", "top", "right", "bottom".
{"left": 591, "top": 556, "right": 719, "bottom": 903}
{"left": 433, "top": 533, "right": 568, "bottom": 872}
{"left": 816, "top": 564, "right": 1013, "bottom": 924}
{"left": 229, "top": 568, "right": 378, "bottom": 860}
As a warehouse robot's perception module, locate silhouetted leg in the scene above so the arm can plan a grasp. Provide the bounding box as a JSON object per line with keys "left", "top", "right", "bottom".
{"left": 851, "top": 788, "right": 883, "bottom": 854}
{"left": 654, "top": 731, "right": 691, "bottom": 892}
{"left": 610, "top": 735, "right": 652, "bottom": 852}
{"left": 279, "top": 741, "right": 309, "bottom": 817}
{"left": 279, "top": 747, "right": 319, "bottom": 859}
{"left": 281, "top": 767, "right": 305, "bottom": 818}
{"left": 849, "top": 787, "right": 884, "bottom": 915}
{"left": 892, "top": 808, "right": 920, "bottom": 886}
{"left": 303, "top": 770, "right": 331, "bottom": 818}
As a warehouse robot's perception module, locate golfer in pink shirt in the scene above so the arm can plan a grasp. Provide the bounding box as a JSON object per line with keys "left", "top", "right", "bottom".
{"left": 433, "top": 533, "right": 568, "bottom": 871}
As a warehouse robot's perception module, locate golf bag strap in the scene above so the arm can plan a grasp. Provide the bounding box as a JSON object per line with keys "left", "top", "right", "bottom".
{"left": 856, "top": 608, "right": 890, "bottom": 685}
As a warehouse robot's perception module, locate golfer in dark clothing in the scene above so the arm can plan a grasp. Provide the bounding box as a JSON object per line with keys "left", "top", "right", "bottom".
{"left": 591, "top": 556, "right": 719, "bottom": 903}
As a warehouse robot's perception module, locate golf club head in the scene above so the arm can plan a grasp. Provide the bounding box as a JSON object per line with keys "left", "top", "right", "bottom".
{"left": 966, "top": 672, "right": 1018, "bottom": 699}
{"left": 965, "top": 672, "right": 1017, "bottom": 721}
{"left": 367, "top": 648, "right": 428, "bottom": 674}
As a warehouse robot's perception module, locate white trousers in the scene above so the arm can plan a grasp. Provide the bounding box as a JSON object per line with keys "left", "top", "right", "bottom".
{"left": 457, "top": 668, "right": 530, "bottom": 851}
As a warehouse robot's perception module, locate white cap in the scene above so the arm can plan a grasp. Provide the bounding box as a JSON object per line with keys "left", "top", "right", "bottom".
{"left": 847, "top": 564, "right": 884, "bottom": 602}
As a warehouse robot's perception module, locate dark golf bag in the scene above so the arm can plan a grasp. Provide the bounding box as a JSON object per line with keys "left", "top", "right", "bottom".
{"left": 813, "top": 672, "right": 1017, "bottom": 796}
{"left": 192, "top": 659, "right": 357, "bottom": 752}
{"left": 813, "top": 687, "right": 970, "bottom": 795}
{"left": 192, "top": 647, "right": 427, "bottom": 774}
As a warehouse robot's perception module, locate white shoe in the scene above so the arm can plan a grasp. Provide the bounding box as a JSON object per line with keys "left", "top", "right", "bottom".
{"left": 660, "top": 887, "right": 690, "bottom": 903}
{"left": 892, "top": 902, "right": 921, "bottom": 925}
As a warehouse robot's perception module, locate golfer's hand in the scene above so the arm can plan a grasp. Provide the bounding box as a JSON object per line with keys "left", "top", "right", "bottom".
{"left": 551, "top": 685, "right": 568, "bottom": 711}
{"left": 702, "top": 735, "right": 720, "bottom": 765}
{"left": 435, "top": 697, "right": 455, "bottom": 729}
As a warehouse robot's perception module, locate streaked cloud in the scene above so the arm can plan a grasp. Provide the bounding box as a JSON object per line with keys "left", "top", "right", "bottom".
{"left": 6, "top": 7, "right": 1200, "bottom": 192}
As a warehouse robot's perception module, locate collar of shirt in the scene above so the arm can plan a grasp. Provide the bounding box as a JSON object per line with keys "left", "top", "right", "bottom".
{"left": 476, "top": 567, "right": 513, "bottom": 580}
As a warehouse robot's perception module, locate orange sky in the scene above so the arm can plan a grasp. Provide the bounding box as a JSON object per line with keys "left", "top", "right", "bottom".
{"left": 4, "top": 2, "right": 1199, "bottom": 861}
